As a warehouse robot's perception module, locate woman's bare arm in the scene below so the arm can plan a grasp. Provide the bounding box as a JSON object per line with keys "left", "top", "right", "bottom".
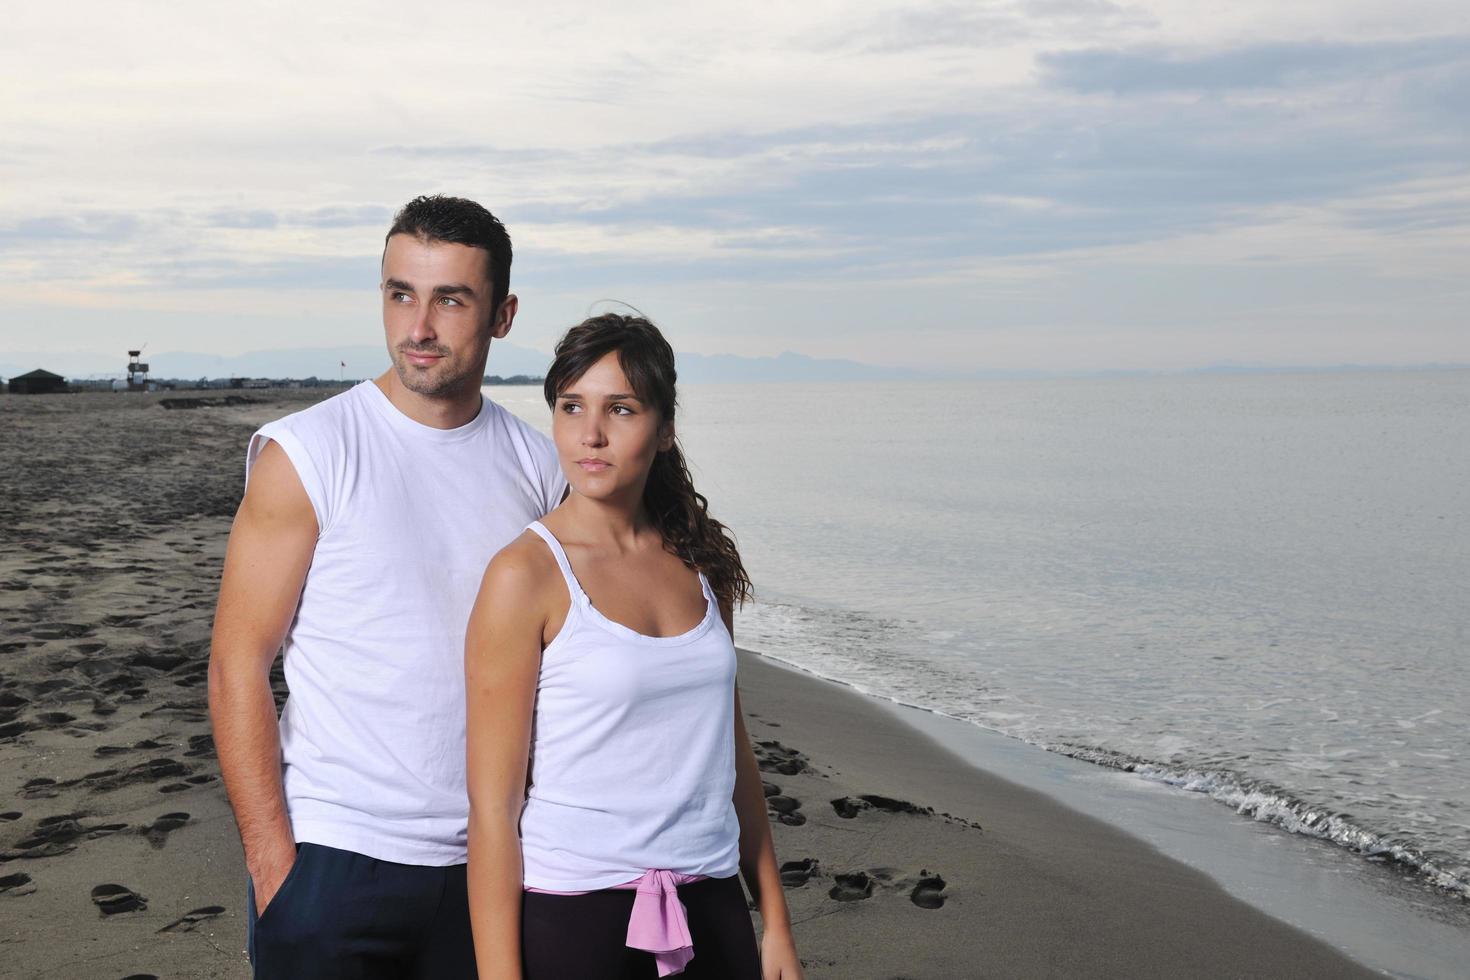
{"left": 465, "top": 538, "right": 548, "bottom": 980}
{"left": 725, "top": 605, "right": 804, "bottom": 980}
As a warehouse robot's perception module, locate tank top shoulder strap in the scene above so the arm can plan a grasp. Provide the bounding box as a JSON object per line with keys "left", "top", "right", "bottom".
{"left": 526, "top": 521, "right": 588, "bottom": 608}
{"left": 696, "top": 569, "right": 718, "bottom": 613}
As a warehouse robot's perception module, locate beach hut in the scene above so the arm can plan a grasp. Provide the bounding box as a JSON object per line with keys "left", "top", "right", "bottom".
{"left": 7, "top": 369, "right": 68, "bottom": 394}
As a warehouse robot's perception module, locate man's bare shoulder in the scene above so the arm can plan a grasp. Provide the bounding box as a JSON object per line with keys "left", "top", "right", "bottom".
{"left": 240, "top": 440, "right": 316, "bottom": 529}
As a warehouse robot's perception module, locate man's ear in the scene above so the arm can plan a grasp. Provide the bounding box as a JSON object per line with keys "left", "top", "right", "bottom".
{"left": 490, "top": 294, "right": 518, "bottom": 339}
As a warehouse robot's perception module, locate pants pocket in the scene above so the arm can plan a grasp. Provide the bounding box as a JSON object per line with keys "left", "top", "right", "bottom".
{"left": 247, "top": 843, "right": 308, "bottom": 965}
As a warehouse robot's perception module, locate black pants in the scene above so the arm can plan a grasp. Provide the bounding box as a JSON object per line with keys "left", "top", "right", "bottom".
{"left": 521, "top": 875, "right": 761, "bottom": 979}
{"left": 247, "top": 842, "right": 476, "bottom": 980}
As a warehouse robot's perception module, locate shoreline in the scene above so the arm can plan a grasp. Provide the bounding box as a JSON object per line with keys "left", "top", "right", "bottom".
{"left": 734, "top": 647, "right": 1393, "bottom": 979}
{"left": 738, "top": 648, "right": 1470, "bottom": 978}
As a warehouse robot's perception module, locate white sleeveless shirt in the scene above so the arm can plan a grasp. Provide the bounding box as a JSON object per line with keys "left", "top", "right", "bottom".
{"left": 518, "top": 521, "right": 742, "bottom": 890}
{"left": 246, "top": 382, "right": 565, "bottom": 865}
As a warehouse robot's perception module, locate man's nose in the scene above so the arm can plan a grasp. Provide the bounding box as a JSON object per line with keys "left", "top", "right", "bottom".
{"left": 409, "top": 306, "right": 437, "bottom": 342}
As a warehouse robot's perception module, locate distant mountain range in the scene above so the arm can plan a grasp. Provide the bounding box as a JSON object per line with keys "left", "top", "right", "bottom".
{"left": 2, "top": 346, "right": 1465, "bottom": 385}
{"left": 0, "top": 344, "right": 930, "bottom": 384}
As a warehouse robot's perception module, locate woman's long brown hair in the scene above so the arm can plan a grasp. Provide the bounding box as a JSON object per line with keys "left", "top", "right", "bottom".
{"left": 544, "top": 313, "right": 753, "bottom": 608}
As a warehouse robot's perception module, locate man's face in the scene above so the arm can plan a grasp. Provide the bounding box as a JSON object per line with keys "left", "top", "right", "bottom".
{"left": 380, "top": 234, "right": 513, "bottom": 398}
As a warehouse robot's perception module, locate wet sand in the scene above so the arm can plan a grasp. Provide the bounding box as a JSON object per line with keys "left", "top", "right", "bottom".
{"left": 0, "top": 389, "right": 1384, "bottom": 978}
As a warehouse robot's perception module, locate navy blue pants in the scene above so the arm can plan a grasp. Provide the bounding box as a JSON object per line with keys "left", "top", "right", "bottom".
{"left": 521, "top": 875, "right": 761, "bottom": 979}
{"left": 247, "top": 842, "right": 476, "bottom": 979}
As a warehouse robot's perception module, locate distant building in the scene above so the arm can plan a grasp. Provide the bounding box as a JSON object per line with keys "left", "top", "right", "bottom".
{"left": 8, "top": 369, "right": 68, "bottom": 394}
{"left": 127, "top": 350, "right": 150, "bottom": 391}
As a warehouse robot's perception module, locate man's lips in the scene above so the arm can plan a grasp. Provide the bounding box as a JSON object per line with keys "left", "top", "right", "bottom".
{"left": 403, "top": 351, "right": 445, "bottom": 367}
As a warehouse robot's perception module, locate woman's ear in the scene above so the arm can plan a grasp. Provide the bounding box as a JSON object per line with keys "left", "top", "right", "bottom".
{"left": 658, "top": 421, "right": 676, "bottom": 453}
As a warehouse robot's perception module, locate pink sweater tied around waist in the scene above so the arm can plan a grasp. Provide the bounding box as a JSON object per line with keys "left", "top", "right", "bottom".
{"left": 527, "top": 869, "right": 709, "bottom": 977}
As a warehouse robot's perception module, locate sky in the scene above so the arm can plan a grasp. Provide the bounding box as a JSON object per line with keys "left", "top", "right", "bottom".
{"left": 2, "top": 1, "right": 1467, "bottom": 374}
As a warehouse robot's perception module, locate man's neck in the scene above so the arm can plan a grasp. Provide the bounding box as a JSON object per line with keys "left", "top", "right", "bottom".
{"left": 373, "top": 371, "right": 483, "bottom": 430}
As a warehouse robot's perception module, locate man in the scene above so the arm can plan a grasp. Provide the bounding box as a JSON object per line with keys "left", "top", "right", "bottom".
{"left": 208, "top": 195, "right": 565, "bottom": 978}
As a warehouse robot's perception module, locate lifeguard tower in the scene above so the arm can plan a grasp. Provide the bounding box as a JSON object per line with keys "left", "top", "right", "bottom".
{"left": 127, "top": 350, "right": 150, "bottom": 391}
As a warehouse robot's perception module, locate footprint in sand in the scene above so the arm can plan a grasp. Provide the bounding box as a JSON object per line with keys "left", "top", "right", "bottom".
{"left": 0, "top": 811, "right": 21, "bottom": 822}
{"left": 31, "top": 678, "right": 78, "bottom": 697}
{"left": 32, "top": 623, "right": 96, "bottom": 640}
{"left": 141, "top": 812, "right": 190, "bottom": 848}
{"left": 9, "top": 814, "right": 130, "bottom": 858}
{"left": 762, "top": 781, "right": 807, "bottom": 826}
{"left": 157, "top": 905, "right": 225, "bottom": 933}
{"left": 753, "top": 740, "right": 815, "bottom": 777}
{"left": 0, "top": 872, "right": 37, "bottom": 896}
{"left": 20, "top": 778, "right": 60, "bottom": 800}
{"left": 88, "top": 758, "right": 189, "bottom": 793}
{"left": 779, "top": 858, "right": 821, "bottom": 888}
{"left": 184, "top": 734, "right": 215, "bottom": 758}
{"left": 767, "top": 795, "right": 806, "bottom": 826}
{"left": 119, "top": 975, "right": 159, "bottom": 979}
{"left": 91, "top": 883, "right": 147, "bottom": 915}
{"left": 829, "top": 871, "right": 875, "bottom": 902}
{"left": 128, "top": 651, "right": 188, "bottom": 672}
{"left": 910, "top": 873, "right": 947, "bottom": 910}
{"left": 824, "top": 867, "right": 950, "bottom": 909}
{"left": 830, "top": 795, "right": 934, "bottom": 819}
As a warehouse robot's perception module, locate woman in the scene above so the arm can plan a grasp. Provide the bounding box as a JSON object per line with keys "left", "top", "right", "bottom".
{"left": 465, "top": 314, "right": 803, "bottom": 979}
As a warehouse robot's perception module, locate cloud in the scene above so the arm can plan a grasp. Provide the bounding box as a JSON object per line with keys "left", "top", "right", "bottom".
{"left": 204, "top": 209, "right": 278, "bottom": 229}
{"left": 1039, "top": 35, "right": 1470, "bottom": 93}
{"left": 819, "top": 0, "right": 1155, "bottom": 53}
{"left": 3, "top": 2, "right": 1469, "bottom": 370}
{"left": 0, "top": 212, "right": 140, "bottom": 243}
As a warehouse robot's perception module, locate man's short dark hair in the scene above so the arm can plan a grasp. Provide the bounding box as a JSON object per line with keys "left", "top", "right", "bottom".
{"left": 385, "top": 195, "right": 513, "bottom": 318}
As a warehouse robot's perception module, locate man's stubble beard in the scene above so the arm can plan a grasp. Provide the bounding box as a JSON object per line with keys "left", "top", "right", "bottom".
{"left": 392, "top": 346, "right": 486, "bottom": 399}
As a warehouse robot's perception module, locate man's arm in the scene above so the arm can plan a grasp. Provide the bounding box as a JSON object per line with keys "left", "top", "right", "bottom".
{"left": 207, "top": 439, "right": 318, "bottom": 914}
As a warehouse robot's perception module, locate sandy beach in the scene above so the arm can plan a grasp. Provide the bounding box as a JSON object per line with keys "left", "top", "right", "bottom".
{"left": 0, "top": 389, "right": 1386, "bottom": 978}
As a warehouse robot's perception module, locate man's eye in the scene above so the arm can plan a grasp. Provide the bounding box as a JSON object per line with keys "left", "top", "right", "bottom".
{"left": 439, "top": 296, "right": 461, "bottom": 306}
{"left": 391, "top": 291, "right": 411, "bottom": 302}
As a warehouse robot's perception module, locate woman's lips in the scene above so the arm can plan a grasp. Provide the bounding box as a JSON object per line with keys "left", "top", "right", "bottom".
{"left": 577, "top": 458, "right": 611, "bottom": 471}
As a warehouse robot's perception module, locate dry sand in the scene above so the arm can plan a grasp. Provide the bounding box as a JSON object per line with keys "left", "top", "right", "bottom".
{"left": 0, "top": 389, "right": 1385, "bottom": 978}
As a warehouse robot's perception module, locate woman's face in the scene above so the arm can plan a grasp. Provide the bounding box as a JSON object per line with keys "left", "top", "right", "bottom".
{"left": 552, "top": 350, "right": 673, "bottom": 505}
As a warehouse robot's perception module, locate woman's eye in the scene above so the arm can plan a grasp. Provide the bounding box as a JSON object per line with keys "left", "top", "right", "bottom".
{"left": 611, "top": 404, "right": 632, "bottom": 415}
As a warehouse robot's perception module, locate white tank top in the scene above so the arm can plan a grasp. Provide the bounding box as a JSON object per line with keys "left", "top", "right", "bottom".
{"left": 517, "top": 521, "right": 742, "bottom": 890}
{"left": 245, "top": 382, "right": 565, "bottom": 865}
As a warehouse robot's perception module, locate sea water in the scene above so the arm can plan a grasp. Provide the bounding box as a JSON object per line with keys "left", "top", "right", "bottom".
{"left": 490, "top": 369, "right": 1470, "bottom": 905}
